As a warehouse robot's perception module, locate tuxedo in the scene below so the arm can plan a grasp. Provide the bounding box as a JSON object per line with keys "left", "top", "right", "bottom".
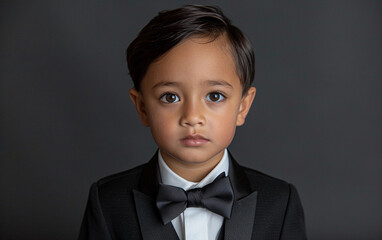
{"left": 78, "top": 151, "right": 307, "bottom": 240}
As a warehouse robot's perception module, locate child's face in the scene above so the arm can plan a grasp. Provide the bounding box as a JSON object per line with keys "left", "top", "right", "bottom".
{"left": 130, "top": 36, "right": 256, "bottom": 169}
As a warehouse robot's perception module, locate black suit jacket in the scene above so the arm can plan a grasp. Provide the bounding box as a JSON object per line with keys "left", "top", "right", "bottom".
{"left": 78, "top": 152, "right": 307, "bottom": 240}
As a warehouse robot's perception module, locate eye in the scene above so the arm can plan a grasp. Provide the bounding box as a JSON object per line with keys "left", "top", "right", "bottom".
{"left": 160, "top": 93, "right": 180, "bottom": 103}
{"left": 206, "top": 92, "right": 225, "bottom": 102}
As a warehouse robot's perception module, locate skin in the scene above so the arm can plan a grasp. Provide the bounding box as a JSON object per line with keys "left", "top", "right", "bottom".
{"left": 130, "top": 35, "right": 256, "bottom": 182}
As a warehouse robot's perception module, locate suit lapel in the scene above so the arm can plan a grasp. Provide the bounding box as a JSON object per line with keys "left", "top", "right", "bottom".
{"left": 132, "top": 151, "right": 257, "bottom": 240}
{"left": 133, "top": 190, "right": 179, "bottom": 240}
{"left": 224, "top": 152, "right": 258, "bottom": 240}
{"left": 133, "top": 154, "right": 179, "bottom": 240}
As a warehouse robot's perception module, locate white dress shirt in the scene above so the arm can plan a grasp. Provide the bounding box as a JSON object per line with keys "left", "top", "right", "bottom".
{"left": 158, "top": 149, "right": 229, "bottom": 240}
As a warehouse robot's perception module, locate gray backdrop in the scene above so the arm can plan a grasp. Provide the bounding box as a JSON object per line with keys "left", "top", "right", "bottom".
{"left": 1, "top": 1, "right": 381, "bottom": 239}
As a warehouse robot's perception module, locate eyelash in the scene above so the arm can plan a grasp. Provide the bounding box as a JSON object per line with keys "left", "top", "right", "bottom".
{"left": 159, "top": 91, "right": 226, "bottom": 104}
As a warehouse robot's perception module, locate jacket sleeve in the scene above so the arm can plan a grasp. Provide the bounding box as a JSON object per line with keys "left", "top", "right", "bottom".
{"left": 78, "top": 183, "right": 113, "bottom": 240}
{"left": 280, "top": 184, "right": 308, "bottom": 240}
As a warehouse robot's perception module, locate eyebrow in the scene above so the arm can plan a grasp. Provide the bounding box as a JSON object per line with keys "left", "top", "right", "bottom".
{"left": 151, "top": 79, "right": 233, "bottom": 89}
{"left": 152, "top": 81, "right": 180, "bottom": 89}
{"left": 205, "top": 80, "right": 233, "bottom": 89}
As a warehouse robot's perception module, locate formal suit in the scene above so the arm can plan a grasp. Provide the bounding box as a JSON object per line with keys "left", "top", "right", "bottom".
{"left": 78, "top": 151, "right": 307, "bottom": 240}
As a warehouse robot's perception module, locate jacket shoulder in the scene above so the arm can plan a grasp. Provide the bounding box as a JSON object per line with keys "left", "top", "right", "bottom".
{"left": 81, "top": 164, "right": 149, "bottom": 239}
{"left": 95, "top": 163, "right": 147, "bottom": 193}
{"left": 241, "top": 165, "right": 291, "bottom": 195}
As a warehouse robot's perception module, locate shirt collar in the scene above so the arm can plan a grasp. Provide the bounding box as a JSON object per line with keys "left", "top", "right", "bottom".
{"left": 158, "top": 149, "right": 229, "bottom": 191}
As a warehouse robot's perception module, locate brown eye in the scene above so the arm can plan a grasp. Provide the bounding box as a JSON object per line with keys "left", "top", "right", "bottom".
{"left": 207, "top": 92, "right": 225, "bottom": 102}
{"left": 160, "top": 93, "right": 180, "bottom": 103}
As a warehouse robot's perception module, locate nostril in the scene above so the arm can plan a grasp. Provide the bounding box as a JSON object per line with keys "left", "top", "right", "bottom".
{"left": 181, "top": 118, "right": 205, "bottom": 127}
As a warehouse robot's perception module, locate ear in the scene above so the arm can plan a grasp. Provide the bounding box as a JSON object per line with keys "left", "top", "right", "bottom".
{"left": 129, "top": 88, "right": 150, "bottom": 126}
{"left": 236, "top": 87, "right": 256, "bottom": 126}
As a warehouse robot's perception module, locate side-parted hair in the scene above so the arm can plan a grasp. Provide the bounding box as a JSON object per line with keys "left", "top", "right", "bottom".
{"left": 126, "top": 5, "right": 255, "bottom": 95}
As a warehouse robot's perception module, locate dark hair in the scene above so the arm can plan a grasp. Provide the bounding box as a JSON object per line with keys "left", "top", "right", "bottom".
{"left": 126, "top": 5, "right": 255, "bottom": 95}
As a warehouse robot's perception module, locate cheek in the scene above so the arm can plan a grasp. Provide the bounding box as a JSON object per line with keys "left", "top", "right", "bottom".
{"left": 147, "top": 104, "right": 172, "bottom": 126}
{"left": 213, "top": 102, "right": 240, "bottom": 125}
{"left": 150, "top": 122, "right": 175, "bottom": 148}
{"left": 148, "top": 109, "right": 178, "bottom": 139}
{"left": 218, "top": 119, "right": 237, "bottom": 138}
{"left": 211, "top": 108, "right": 238, "bottom": 143}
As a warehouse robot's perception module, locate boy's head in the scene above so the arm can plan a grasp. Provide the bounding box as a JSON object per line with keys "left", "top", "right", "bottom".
{"left": 126, "top": 5, "right": 255, "bottom": 95}
{"left": 127, "top": 5, "right": 256, "bottom": 180}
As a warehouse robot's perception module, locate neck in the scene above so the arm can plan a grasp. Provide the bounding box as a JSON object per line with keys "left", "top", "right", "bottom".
{"left": 161, "top": 151, "right": 224, "bottom": 182}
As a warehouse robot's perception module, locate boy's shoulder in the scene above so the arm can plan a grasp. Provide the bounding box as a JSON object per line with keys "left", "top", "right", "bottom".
{"left": 240, "top": 165, "right": 292, "bottom": 195}
{"left": 94, "top": 156, "right": 292, "bottom": 196}
{"left": 242, "top": 165, "right": 289, "bottom": 185}
{"left": 95, "top": 162, "right": 148, "bottom": 192}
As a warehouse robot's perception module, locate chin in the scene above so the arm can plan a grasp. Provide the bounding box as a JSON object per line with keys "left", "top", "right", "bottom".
{"left": 178, "top": 151, "right": 222, "bottom": 165}
{"left": 180, "top": 158, "right": 211, "bottom": 165}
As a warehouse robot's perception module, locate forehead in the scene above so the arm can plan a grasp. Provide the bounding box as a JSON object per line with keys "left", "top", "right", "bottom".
{"left": 141, "top": 35, "right": 241, "bottom": 89}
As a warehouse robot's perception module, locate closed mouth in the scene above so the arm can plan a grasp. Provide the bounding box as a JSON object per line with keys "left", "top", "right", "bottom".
{"left": 180, "top": 134, "right": 210, "bottom": 146}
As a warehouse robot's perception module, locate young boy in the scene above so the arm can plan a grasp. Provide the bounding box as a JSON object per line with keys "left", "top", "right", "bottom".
{"left": 79, "top": 5, "right": 307, "bottom": 240}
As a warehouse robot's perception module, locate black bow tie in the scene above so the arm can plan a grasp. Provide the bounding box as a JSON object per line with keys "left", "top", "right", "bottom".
{"left": 156, "top": 172, "right": 234, "bottom": 225}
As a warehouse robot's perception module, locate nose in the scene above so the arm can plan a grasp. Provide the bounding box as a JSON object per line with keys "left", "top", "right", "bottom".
{"left": 180, "top": 100, "right": 206, "bottom": 127}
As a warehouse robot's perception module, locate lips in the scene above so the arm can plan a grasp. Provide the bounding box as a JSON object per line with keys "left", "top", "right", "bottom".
{"left": 180, "top": 134, "right": 209, "bottom": 147}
